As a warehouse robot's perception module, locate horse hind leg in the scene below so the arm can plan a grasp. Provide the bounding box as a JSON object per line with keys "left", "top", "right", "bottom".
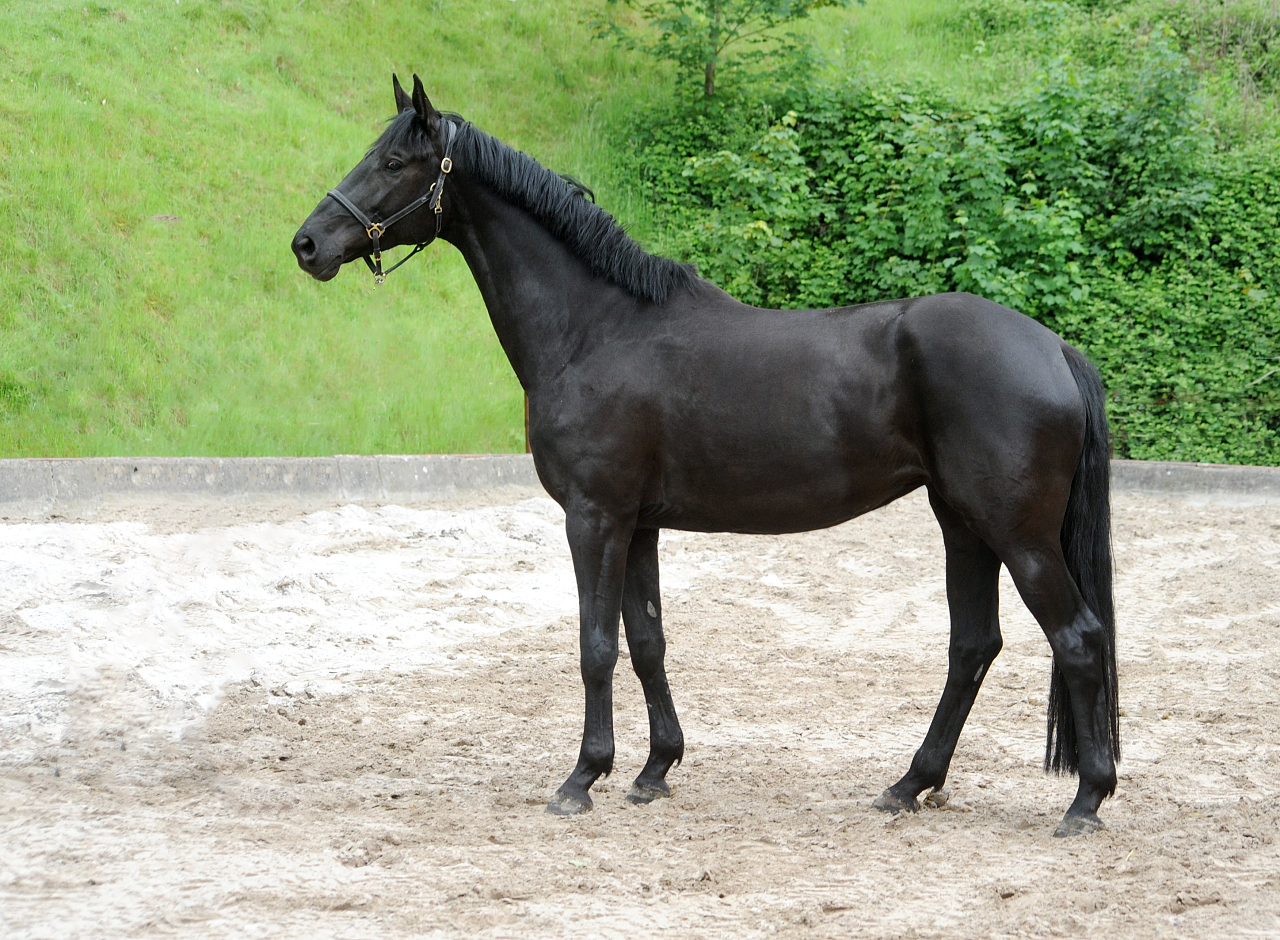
{"left": 620, "top": 527, "right": 685, "bottom": 804}
{"left": 874, "top": 489, "right": 1003, "bottom": 814}
{"left": 1001, "top": 546, "right": 1118, "bottom": 837}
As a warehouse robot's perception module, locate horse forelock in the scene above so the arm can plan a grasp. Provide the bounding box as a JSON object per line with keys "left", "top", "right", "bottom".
{"left": 379, "top": 111, "right": 695, "bottom": 305}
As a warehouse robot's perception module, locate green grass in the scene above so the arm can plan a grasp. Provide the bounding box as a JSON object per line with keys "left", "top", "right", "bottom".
{"left": 810, "top": 0, "right": 1025, "bottom": 91}
{"left": 0, "top": 0, "right": 662, "bottom": 456}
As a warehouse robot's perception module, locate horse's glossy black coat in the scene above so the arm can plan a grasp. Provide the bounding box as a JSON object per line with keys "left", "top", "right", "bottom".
{"left": 293, "top": 76, "right": 1121, "bottom": 837}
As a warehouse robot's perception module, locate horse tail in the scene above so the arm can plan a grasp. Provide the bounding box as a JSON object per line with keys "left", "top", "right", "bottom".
{"left": 1046, "top": 345, "right": 1120, "bottom": 776}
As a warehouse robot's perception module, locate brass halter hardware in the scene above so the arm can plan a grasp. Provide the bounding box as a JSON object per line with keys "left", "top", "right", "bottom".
{"left": 325, "top": 119, "right": 463, "bottom": 284}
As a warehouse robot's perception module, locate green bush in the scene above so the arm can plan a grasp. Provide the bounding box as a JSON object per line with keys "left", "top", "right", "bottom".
{"left": 622, "top": 26, "right": 1280, "bottom": 462}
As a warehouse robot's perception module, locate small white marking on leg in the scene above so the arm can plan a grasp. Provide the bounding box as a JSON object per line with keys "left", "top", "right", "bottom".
{"left": 973, "top": 663, "right": 985, "bottom": 683}
{"left": 646, "top": 601, "right": 658, "bottom": 618}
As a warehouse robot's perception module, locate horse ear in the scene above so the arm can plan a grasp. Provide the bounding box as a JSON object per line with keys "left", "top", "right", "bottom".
{"left": 392, "top": 73, "right": 413, "bottom": 113}
{"left": 411, "top": 74, "right": 441, "bottom": 133}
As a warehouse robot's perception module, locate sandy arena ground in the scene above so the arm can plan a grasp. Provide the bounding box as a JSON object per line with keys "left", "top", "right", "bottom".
{"left": 1, "top": 487, "right": 1278, "bottom": 939}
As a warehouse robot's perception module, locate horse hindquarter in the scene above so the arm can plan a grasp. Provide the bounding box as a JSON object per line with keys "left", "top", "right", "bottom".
{"left": 902, "top": 294, "right": 1119, "bottom": 833}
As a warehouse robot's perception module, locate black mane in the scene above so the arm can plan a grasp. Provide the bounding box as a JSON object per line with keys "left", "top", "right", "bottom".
{"left": 383, "top": 112, "right": 696, "bottom": 305}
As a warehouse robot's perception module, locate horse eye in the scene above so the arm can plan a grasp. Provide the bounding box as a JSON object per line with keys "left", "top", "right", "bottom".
{"left": 386, "top": 160, "right": 402, "bottom": 171}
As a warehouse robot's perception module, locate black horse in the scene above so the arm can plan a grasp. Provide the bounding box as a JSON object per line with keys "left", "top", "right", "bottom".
{"left": 293, "top": 76, "right": 1120, "bottom": 838}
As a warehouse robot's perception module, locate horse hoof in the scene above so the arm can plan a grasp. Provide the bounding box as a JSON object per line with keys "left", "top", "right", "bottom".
{"left": 923, "top": 788, "right": 949, "bottom": 809}
{"left": 626, "top": 781, "right": 671, "bottom": 805}
{"left": 1053, "top": 813, "right": 1104, "bottom": 838}
{"left": 872, "top": 789, "right": 919, "bottom": 814}
{"left": 545, "top": 792, "right": 593, "bottom": 816}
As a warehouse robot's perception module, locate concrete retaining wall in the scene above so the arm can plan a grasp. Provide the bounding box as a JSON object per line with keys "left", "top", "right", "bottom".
{"left": 0, "top": 455, "right": 542, "bottom": 515}
{"left": 1110, "top": 459, "right": 1280, "bottom": 504}
{"left": 0, "top": 455, "right": 1277, "bottom": 515}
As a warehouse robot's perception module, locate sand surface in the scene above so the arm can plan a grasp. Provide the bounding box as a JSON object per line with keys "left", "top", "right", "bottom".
{"left": 1, "top": 489, "right": 1277, "bottom": 938}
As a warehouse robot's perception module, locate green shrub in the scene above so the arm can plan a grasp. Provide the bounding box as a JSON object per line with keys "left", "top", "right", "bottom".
{"left": 621, "top": 26, "right": 1280, "bottom": 462}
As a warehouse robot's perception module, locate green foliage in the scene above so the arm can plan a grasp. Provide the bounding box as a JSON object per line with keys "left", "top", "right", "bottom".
{"left": 1064, "top": 148, "right": 1280, "bottom": 462}
{"left": 1074, "top": 0, "right": 1280, "bottom": 96}
{"left": 943, "top": 0, "right": 1280, "bottom": 129}
{"left": 593, "top": 0, "right": 854, "bottom": 96}
{"left": 0, "top": 0, "right": 651, "bottom": 457}
{"left": 622, "top": 20, "right": 1280, "bottom": 462}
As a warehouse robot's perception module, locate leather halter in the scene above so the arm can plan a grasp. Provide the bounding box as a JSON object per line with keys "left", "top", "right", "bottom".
{"left": 326, "top": 119, "right": 462, "bottom": 284}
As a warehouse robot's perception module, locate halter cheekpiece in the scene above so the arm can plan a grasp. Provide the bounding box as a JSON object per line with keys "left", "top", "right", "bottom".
{"left": 325, "top": 119, "right": 463, "bottom": 284}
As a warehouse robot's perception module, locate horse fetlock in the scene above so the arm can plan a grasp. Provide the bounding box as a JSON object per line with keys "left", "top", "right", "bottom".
{"left": 577, "top": 753, "right": 613, "bottom": 782}
{"left": 1070, "top": 772, "right": 1117, "bottom": 815}
{"left": 565, "top": 745, "right": 614, "bottom": 795}
{"left": 650, "top": 736, "right": 684, "bottom": 767}
{"left": 904, "top": 752, "right": 949, "bottom": 794}
{"left": 635, "top": 750, "right": 680, "bottom": 790}
{"left": 1080, "top": 762, "right": 1118, "bottom": 798}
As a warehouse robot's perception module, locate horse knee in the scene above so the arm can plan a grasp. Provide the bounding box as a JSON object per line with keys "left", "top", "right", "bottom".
{"left": 580, "top": 634, "right": 618, "bottom": 685}
{"left": 628, "top": 635, "right": 666, "bottom": 677}
{"left": 580, "top": 655, "right": 616, "bottom": 688}
{"left": 951, "top": 634, "right": 1001, "bottom": 678}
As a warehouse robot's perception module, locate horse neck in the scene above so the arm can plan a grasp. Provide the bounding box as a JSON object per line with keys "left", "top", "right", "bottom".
{"left": 442, "top": 182, "right": 631, "bottom": 392}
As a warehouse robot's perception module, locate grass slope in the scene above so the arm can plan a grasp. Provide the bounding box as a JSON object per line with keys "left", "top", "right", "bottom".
{"left": 0, "top": 0, "right": 657, "bottom": 456}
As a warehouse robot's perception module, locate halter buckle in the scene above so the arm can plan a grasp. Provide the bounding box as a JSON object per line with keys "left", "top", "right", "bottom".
{"left": 365, "top": 222, "right": 384, "bottom": 240}
{"left": 440, "top": 157, "right": 453, "bottom": 174}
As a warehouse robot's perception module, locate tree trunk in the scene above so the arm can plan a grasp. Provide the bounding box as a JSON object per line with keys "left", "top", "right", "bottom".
{"left": 705, "top": 2, "right": 720, "bottom": 97}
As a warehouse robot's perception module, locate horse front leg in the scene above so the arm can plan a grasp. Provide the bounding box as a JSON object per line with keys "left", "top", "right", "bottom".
{"left": 875, "top": 489, "right": 1003, "bottom": 814}
{"left": 620, "top": 527, "right": 684, "bottom": 804}
{"left": 545, "top": 505, "right": 635, "bottom": 816}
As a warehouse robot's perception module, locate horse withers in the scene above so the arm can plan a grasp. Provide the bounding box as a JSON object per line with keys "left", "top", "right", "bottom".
{"left": 292, "top": 75, "right": 1120, "bottom": 838}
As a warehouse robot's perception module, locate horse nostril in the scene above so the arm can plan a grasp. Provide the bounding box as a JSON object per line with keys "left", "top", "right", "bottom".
{"left": 292, "top": 232, "right": 317, "bottom": 261}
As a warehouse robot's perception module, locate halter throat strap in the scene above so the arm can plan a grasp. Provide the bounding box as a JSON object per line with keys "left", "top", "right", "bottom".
{"left": 325, "top": 119, "right": 463, "bottom": 284}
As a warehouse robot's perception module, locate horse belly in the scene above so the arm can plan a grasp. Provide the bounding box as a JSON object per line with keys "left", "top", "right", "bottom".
{"left": 642, "top": 428, "right": 925, "bottom": 534}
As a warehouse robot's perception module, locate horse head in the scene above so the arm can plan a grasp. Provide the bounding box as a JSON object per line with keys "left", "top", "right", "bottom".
{"left": 292, "top": 74, "right": 452, "bottom": 282}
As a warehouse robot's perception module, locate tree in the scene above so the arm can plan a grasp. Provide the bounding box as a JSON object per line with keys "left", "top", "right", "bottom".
{"left": 594, "top": 0, "right": 853, "bottom": 98}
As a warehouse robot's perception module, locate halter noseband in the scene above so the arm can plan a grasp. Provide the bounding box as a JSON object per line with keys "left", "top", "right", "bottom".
{"left": 325, "top": 119, "right": 463, "bottom": 284}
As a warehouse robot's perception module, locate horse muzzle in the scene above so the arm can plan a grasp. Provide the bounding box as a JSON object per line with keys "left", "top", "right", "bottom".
{"left": 291, "top": 227, "right": 343, "bottom": 281}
